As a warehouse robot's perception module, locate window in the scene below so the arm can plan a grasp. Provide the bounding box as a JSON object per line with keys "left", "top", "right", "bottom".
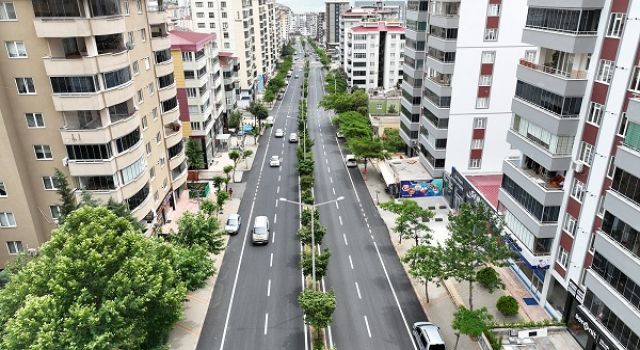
{"left": 524, "top": 50, "right": 537, "bottom": 62}
{"left": 208, "top": 2, "right": 213, "bottom": 7}
{"left": 481, "top": 51, "right": 495, "bottom": 64}
{"left": 479, "top": 75, "right": 492, "bottom": 86}
{"left": 152, "top": 108, "right": 158, "bottom": 120}
{"left": 186, "top": 87, "right": 197, "bottom": 97}
{"left": 196, "top": 12, "right": 204, "bottom": 18}
{"left": 0, "top": 2, "right": 16, "bottom": 20}
{"left": 25, "top": 113, "right": 45, "bottom": 128}
{"left": 147, "top": 82, "right": 154, "bottom": 95}
{"left": 487, "top": 4, "right": 500, "bottom": 16}
{"left": 141, "top": 115, "right": 148, "bottom": 130}
{"left": 577, "top": 141, "right": 594, "bottom": 165}
{"left": 596, "top": 195, "right": 605, "bottom": 217}
{"left": 5, "top": 40, "right": 26, "bottom": 58}
{"left": 0, "top": 182, "right": 5, "bottom": 196}
{"left": 476, "top": 97, "right": 489, "bottom": 109}
{"left": 123, "top": 0, "right": 129, "bottom": 15}
{"left": 570, "top": 178, "right": 585, "bottom": 202}
{"left": 484, "top": 28, "right": 498, "bottom": 41}
{"left": 140, "top": 28, "right": 146, "bottom": 42}
{"left": 51, "top": 76, "right": 98, "bottom": 93}
{"left": 137, "top": 89, "right": 144, "bottom": 104}
{"left": 469, "top": 158, "right": 481, "bottom": 169}
{"left": 630, "top": 66, "right": 640, "bottom": 92}
{"left": 115, "top": 128, "right": 141, "bottom": 153}
{"left": 50, "top": 205, "right": 61, "bottom": 220}
{"left": 618, "top": 112, "right": 628, "bottom": 137}
{"left": 209, "top": 23, "right": 215, "bottom": 29}
{"left": 0, "top": 213, "right": 16, "bottom": 228}
{"left": 132, "top": 61, "right": 139, "bottom": 75}
{"left": 195, "top": 2, "right": 203, "bottom": 7}
{"left": 557, "top": 247, "right": 569, "bottom": 268}
{"left": 197, "top": 23, "right": 205, "bottom": 29}
{"left": 376, "top": 104, "right": 383, "bottom": 110}
{"left": 6, "top": 241, "right": 22, "bottom": 255}
{"left": 127, "top": 31, "right": 134, "bottom": 48}
{"left": 150, "top": 166, "right": 156, "bottom": 179}
{"left": 563, "top": 213, "right": 577, "bottom": 236}
{"left": 34, "top": 145, "right": 52, "bottom": 160}
{"left": 471, "top": 139, "right": 484, "bottom": 150}
{"left": 136, "top": 0, "right": 142, "bottom": 14}
{"left": 587, "top": 102, "right": 604, "bottom": 126}
{"left": 596, "top": 59, "right": 614, "bottom": 84}
{"left": 103, "top": 67, "right": 131, "bottom": 89}
{"left": 473, "top": 117, "right": 487, "bottom": 129}
{"left": 143, "top": 57, "right": 150, "bottom": 70}
{"left": 120, "top": 156, "right": 146, "bottom": 184}
{"left": 607, "top": 13, "right": 625, "bottom": 38}
{"left": 156, "top": 132, "right": 161, "bottom": 143}
{"left": 15, "top": 77, "right": 35, "bottom": 94}
{"left": 145, "top": 142, "right": 152, "bottom": 155}
{"left": 42, "top": 176, "right": 59, "bottom": 190}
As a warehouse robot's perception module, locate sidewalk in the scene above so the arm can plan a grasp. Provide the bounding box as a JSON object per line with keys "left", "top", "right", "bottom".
{"left": 360, "top": 160, "right": 551, "bottom": 348}
{"left": 198, "top": 134, "right": 258, "bottom": 182}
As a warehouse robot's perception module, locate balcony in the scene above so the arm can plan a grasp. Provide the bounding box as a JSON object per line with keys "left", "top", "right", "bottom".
{"left": 121, "top": 169, "right": 151, "bottom": 201}
{"left": 102, "top": 81, "right": 136, "bottom": 107}
{"left": 528, "top": 0, "right": 605, "bottom": 9}
{"left": 110, "top": 111, "right": 141, "bottom": 140}
{"left": 498, "top": 188, "right": 559, "bottom": 238}
{"left": 162, "top": 106, "right": 180, "bottom": 125}
{"left": 151, "top": 35, "right": 171, "bottom": 52}
{"left": 511, "top": 99, "right": 580, "bottom": 137}
{"left": 147, "top": 9, "right": 167, "bottom": 25}
{"left": 130, "top": 191, "right": 153, "bottom": 221}
{"left": 52, "top": 92, "right": 106, "bottom": 111}
{"left": 522, "top": 27, "right": 597, "bottom": 54}
{"left": 424, "top": 76, "right": 452, "bottom": 97}
{"left": 517, "top": 59, "right": 587, "bottom": 98}
{"left": 68, "top": 157, "right": 118, "bottom": 177}
{"left": 155, "top": 59, "right": 174, "bottom": 77}
{"left": 158, "top": 83, "right": 177, "bottom": 102}
{"left": 164, "top": 126, "right": 184, "bottom": 148}
{"left": 503, "top": 157, "right": 565, "bottom": 206}
{"left": 33, "top": 18, "right": 91, "bottom": 38}
{"left": 604, "top": 189, "right": 640, "bottom": 232}
{"left": 628, "top": 97, "right": 640, "bottom": 125}
{"left": 90, "top": 16, "right": 126, "bottom": 36}
{"left": 426, "top": 36, "right": 457, "bottom": 52}
{"left": 115, "top": 141, "right": 145, "bottom": 170}
{"left": 506, "top": 129, "right": 573, "bottom": 171}
{"left": 169, "top": 151, "right": 186, "bottom": 171}
{"left": 172, "top": 167, "right": 188, "bottom": 189}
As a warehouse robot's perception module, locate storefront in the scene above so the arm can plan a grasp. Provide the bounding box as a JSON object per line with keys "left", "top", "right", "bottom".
{"left": 443, "top": 167, "right": 494, "bottom": 211}
{"left": 565, "top": 280, "right": 616, "bottom": 350}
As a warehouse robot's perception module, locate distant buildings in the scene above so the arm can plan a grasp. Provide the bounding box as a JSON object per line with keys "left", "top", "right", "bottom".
{"left": 325, "top": 0, "right": 351, "bottom": 52}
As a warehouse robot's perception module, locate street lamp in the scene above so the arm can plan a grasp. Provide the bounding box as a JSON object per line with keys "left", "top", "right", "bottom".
{"left": 280, "top": 196, "right": 345, "bottom": 289}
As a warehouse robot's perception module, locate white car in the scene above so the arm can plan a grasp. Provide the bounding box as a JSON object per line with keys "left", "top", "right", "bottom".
{"left": 345, "top": 154, "right": 357, "bottom": 167}
{"left": 269, "top": 155, "right": 281, "bottom": 167}
{"left": 265, "top": 116, "right": 274, "bottom": 125}
{"left": 224, "top": 214, "right": 241, "bottom": 235}
{"left": 274, "top": 129, "right": 284, "bottom": 137}
{"left": 289, "top": 133, "right": 298, "bottom": 143}
{"left": 336, "top": 131, "right": 345, "bottom": 139}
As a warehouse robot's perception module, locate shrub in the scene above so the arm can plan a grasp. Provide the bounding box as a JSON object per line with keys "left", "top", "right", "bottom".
{"left": 300, "top": 175, "right": 314, "bottom": 191}
{"left": 477, "top": 267, "right": 504, "bottom": 293}
{"left": 496, "top": 295, "right": 519, "bottom": 316}
{"left": 302, "top": 189, "right": 314, "bottom": 205}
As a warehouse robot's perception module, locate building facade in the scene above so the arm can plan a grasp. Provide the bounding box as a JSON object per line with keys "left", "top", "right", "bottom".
{"left": 345, "top": 22, "right": 405, "bottom": 91}
{"left": 354, "top": 0, "right": 406, "bottom": 22}
{"left": 0, "top": 0, "right": 186, "bottom": 266}
{"left": 325, "top": 0, "right": 350, "bottom": 52}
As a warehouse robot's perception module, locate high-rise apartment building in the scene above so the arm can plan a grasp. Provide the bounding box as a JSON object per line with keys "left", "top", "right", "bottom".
{"left": 219, "top": 52, "right": 240, "bottom": 115}
{"left": 0, "top": 0, "right": 186, "bottom": 267}
{"left": 317, "top": 11, "right": 326, "bottom": 46}
{"left": 345, "top": 21, "right": 405, "bottom": 91}
{"left": 401, "top": 1, "right": 531, "bottom": 178}
{"left": 325, "top": 0, "right": 350, "bottom": 52}
{"left": 355, "top": 0, "right": 406, "bottom": 22}
{"left": 276, "top": 5, "right": 291, "bottom": 47}
{"left": 170, "top": 30, "right": 224, "bottom": 167}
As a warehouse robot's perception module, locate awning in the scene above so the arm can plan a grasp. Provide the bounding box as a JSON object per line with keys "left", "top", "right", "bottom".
{"left": 378, "top": 161, "right": 397, "bottom": 187}
{"left": 216, "top": 133, "right": 231, "bottom": 140}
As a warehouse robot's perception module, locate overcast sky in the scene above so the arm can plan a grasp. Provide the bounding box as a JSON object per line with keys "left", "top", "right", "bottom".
{"left": 278, "top": 0, "right": 341, "bottom": 13}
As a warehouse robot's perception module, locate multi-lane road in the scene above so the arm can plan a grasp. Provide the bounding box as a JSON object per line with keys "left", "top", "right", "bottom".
{"left": 196, "top": 40, "right": 427, "bottom": 350}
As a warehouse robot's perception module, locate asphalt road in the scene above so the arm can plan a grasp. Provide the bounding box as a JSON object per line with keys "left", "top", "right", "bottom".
{"left": 306, "top": 62, "right": 428, "bottom": 349}
{"left": 196, "top": 42, "right": 307, "bottom": 350}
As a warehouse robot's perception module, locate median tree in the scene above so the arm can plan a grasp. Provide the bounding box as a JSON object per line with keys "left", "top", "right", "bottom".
{"left": 380, "top": 199, "right": 434, "bottom": 246}
{"left": 298, "top": 289, "right": 337, "bottom": 343}
{"left": 402, "top": 244, "right": 445, "bottom": 303}
{"left": 0, "top": 207, "right": 186, "bottom": 350}
{"left": 301, "top": 248, "right": 331, "bottom": 281}
{"left": 443, "top": 203, "right": 513, "bottom": 310}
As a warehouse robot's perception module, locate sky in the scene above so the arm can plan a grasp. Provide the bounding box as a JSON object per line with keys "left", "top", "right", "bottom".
{"left": 278, "top": 0, "right": 340, "bottom": 13}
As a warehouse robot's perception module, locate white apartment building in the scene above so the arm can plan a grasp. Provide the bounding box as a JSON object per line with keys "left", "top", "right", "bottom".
{"left": 325, "top": 0, "right": 350, "bottom": 52}
{"left": 345, "top": 22, "right": 405, "bottom": 91}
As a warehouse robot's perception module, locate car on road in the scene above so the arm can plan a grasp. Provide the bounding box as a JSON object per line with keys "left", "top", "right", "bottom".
{"left": 265, "top": 116, "right": 274, "bottom": 125}
{"left": 224, "top": 214, "right": 241, "bottom": 235}
{"left": 412, "top": 322, "right": 445, "bottom": 350}
{"left": 252, "top": 216, "right": 270, "bottom": 244}
{"left": 274, "top": 128, "right": 284, "bottom": 137}
{"left": 269, "top": 155, "right": 281, "bottom": 167}
{"left": 289, "top": 133, "right": 298, "bottom": 143}
{"left": 287, "top": 71, "right": 292, "bottom": 78}
{"left": 294, "top": 74, "right": 299, "bottom": 79}
{"left": 336, "top": 131, "right": 344, "bottom": 139}
{"left": 345, "top": 154, "right": 357, "bottom": 167}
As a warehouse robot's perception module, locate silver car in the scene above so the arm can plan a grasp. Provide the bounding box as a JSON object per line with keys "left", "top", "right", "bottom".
{"left": 224, "top": 214, "right": 241, "bottom": 235}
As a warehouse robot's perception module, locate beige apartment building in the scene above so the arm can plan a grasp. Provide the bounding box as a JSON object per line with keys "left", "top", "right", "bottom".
{"left": 0, "top": 0, "right": 186, "bottom": 267}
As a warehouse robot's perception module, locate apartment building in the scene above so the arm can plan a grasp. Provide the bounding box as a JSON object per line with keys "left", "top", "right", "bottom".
{"left": 190, "top": 0, "right": 257, "bottom": 106}
{"left": 355, "top": 0, "right": 406, "bottom": 22}
{"left": 317, "top": 11, "right": 325, "bottom": 46}
{"left": 170, "top": 30, "right": 224, "bottom": 167}
{"left": 252, "top": 0, "right": 279, "bottom": 90}
{"left": 345, "top": 22, "right": 405, "bottom": 91}
{"left": 325, "top": 0, "right": 350, "bottom": 52}
{"left": 339, "top": 5, "right": 400, "bottom": 71}
{"left": 0, "top": 0, "right": 186, "bottom": 267}
{"left": 276, "top": 5, "right": 291, "bottom": 47}
{"left": 219, "top": 52, "right": 240, "bottom": 115}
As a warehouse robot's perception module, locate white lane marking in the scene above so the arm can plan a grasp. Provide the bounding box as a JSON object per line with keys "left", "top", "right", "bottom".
{"left": 281, "top": 150, "right": 284, "bottom": 155}
{"left": 325, "top": 159, "right": 329, "bottom": 164}
{"left": 332, "top": 187, "right": 336, "bottom": 195}
{"left": 270, "top": 253, "right": 273, "bottom": 267}
{"left": 275, "top": 200, "right": 278, "bottom": 208}
{"left": 343, "top": 233, "right": 348, "bottom": 246}
{"left": 335, "top": 202, "right": 339, "bottom": 210}
{"left": 264, "top": 313, "right": 269, "bottom": 335}
{"left": 267, "top": 279, "right": 271, "bottom": 296}
{"left": 355, "top": 282, "right": 362, "bottom": 299}
{"left": 277, "top": 186, "right": 280, "bottom": 194}
{"left": 371, "top": 235, "right": 375, "bottom": 240}
{"left": 329, "top": 177, "right": 333, "bottom": 184}
{"left": 278, "top": 175, "right": 281, "bottom": 182}
{"left": 364, "top": 316, "right": 372, "bottom": 338}
{"left": 324, "top": 151, "right": 327, "bottom": 156}
{"left": 373, "top": 241, "right": 417, "bottom": 349}
{"left": 272, "top": 231, "right": 276, "bottom": 243}
{"left": 349, "top": 255, "right": 354, "bottom": 270}
{"left": 274, "top": 214, "right": 277, "bottom": 224}
{"left": 338, "top": 216, "right": 343, "bottom": 226}
{"left": 335, "top": 137, "right": 362, "bottom": 204}
{"left": 328, "top": 168, "right": 331, "bottom": 173}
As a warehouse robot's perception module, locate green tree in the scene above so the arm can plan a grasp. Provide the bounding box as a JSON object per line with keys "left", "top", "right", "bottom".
{"left": 0, "top": 207, "right": 186, "bottom": 350}
{"left": 216, "top": 191, "right": 229, "bottom": 216}
{"left": 348, "top": 137, "right": 384, "bottom": 174}
{"left": 402, "top": 245, "right": 445, "bottom": 303}
{"left": 452, "top": 306, "right": 493, "bottom": 350}
{"left": 223, "top": 165, "right": 234, "bottom": 190}
{"left": 387, "top": 104, "right": 398, "bottom": 114}
{"left": 0, "top": 253, "right": 30, "bottom": 287}
{"left": 264, "top": 89, "right": 275, "bottom": 103}
{"left": 248, "top": 102, "right": 269, "bottom": 128}
{"left": 229, "top": 150, "right": 241, "bottom": 178}
{"left": 297, "top": 223, "right": 326, "bottom": 246}
{"left": 173, "top": 244, "right": 215, "bottom": 291}
{"left": 320, "top": 89, "right": 368, "bottom": 114}
{"left": 228, "top": 111, "right": 243, "bottom": 130}
{"left": 242, "top": 149, "right": 254, "bottom": 169}
{"left": 443, "top": 203, "right": 513, "bottom": 310}
{"left": 54, "top": 168, "right": 76, "bottom": 224}
{"left": 200, "top": 199, "right": 217, "bottom": 217}
{"left": 382, "top": 128, "right": 405, "bottom": 153}
{"left": 186, "top": 139, "right": 204, "bottom": 190}
{"left": 212, "top": 176, "right": 225, "bottom": 193}
{"left": 301, "top": 248, "right": 331, "bottom": 280}
{"left": 298, "top": 289, "right": 337, "bottom": 341}
{"left": 380, "top": 199, "right": 434, "bottom": 246}
{"left": 170, "top": 211, "right": 224, "bottom": 254}
{"left": 476, "top": 267, "right": 504, "bottom": 293}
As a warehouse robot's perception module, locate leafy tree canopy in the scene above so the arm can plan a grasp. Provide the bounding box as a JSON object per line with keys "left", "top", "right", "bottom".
{"left": 170, "top": 211, "right": 224, "bottom": 254}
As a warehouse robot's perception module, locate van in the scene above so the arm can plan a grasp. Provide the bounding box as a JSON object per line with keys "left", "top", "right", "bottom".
{"left": 345, "top": 154, "right": 357, "bottom": 168}
{"left": 412, "top": 322, "right": 445, "bottom": 350}
{"left": 252, "top": 216, "right": 270, "bottom": 244}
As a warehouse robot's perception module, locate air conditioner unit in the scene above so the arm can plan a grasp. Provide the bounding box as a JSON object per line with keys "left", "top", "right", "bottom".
{"left": 62, "top": 157, "right": 69, "bottom": 167}
{"left": 573, "top": 160, "right": 584, "bottom": 173}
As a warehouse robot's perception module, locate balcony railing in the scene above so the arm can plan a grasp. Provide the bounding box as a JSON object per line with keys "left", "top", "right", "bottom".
{"left": 519, "top": 59, "right": 587, "bottom": 79}
{"left": 506, "top": 158, "right": 565, "bottom": 191}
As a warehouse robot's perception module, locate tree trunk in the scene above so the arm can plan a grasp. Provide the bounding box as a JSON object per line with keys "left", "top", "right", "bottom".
{"left": 469, "top": 280, "right": 474, "bottom": 310}
{"left": 454, "top": 333, "right": 461, "bottom": 350}
{"left": 425, "top": 279, "right": 430, "bottom": 303}
{"left": 414, "top": 234, "right": 419, "bottom": 247}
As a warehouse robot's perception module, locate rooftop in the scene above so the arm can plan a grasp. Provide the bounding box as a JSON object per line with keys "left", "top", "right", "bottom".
{"left": 493, "top": 328, "right": 582, "bottom": 350}
{"left": 351, "top": 23, "right": 404, "bottom": 33}
{"left": 170, "top": 30, "right": 215, "bottom": 51}
{"left": 466, "top": 174, "right": 503, "bottom": 210}
{"left": 386, "top": 158, "right": 431, "bottom": 182}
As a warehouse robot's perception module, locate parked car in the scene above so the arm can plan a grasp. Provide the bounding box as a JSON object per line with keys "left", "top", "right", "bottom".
{"left": 412, "top": 322, "right": 445, "bottom": 350}
{"left": 336, "top": 131, "right": 345, "bottom": 139}
{"left": 287, "top": 72, "right": 292, "bottom": 78}
{"left": 289, "top": 133, "right": 298, "bottom": 143}
{"left": 269, "top": 155, "right": 281, "bottom": 167}
{"left": 224, "top": 214, "right": 241, "bottom": 235}
{"left": 345, "top": 154, "right": 357, "bottom": 167}
{"left": 294, "top": 74, "right": 299, "bottom": 79}
{"left": 265, "top": 116, "right": 274, "bottom": 125}
{"left": 274, "top": 128, "right": 284, "bottom": 137}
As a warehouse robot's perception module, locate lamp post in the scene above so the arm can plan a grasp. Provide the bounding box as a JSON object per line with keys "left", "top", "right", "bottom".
{"left": 280, "top": 196, "right": 344, "bottom": 289}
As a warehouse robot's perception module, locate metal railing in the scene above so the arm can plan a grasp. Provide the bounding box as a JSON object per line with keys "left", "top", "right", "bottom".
{"left": 519, "top": 59, "right": 587, "bottom": 79}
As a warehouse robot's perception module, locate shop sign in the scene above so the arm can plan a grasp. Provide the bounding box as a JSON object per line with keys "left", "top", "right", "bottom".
{"left": 574, "top": 311, "right": 598, "bottom": 341}
{"left": 568, "top": 279, "right": 585, "bottom": 303}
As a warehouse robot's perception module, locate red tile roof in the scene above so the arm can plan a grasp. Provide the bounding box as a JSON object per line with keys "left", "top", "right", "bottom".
{"left": 351, "top": 24, "right": 404, "bottom": 33}
{"left": 170, "top": 30, "right": 215, "bottom": 51}
{"left": 466, "top": 174, "right": 503, "bottom": 211}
